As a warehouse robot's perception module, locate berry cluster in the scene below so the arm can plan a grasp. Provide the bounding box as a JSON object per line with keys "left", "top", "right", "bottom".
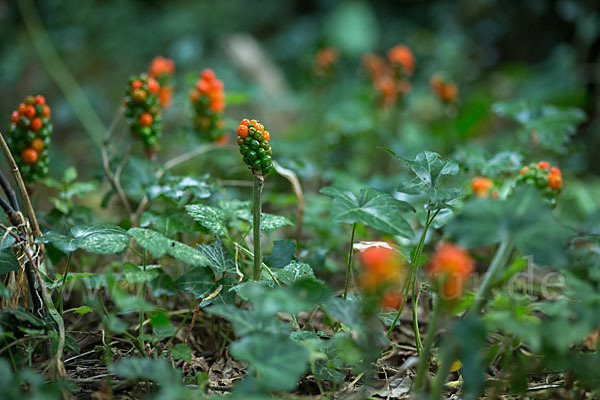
{"left": 189, "top": 69, "right": 226, "bottom": 142}
{"left": 124, "top": 74, "right": 162, "bottom": 155}
{"left": 361, "top": 44, "right": 414, "bottom": 108}
{"left": 427, "top": 243, "right": 474, "bottom": 300}
{"left": 314, "top": 47, "right": 339, "bottom": 78}
{"left": 6, "top": 95, "right": 52, "bottom": 182}
{"left": 430, "top": 74, "right": 458, "bottom": 104}
{"left": 148, "top": 56, "right": 175, "bottom": 108}
{"left": 359, "top": 244, "right": 405, "bottom": 309}
{"left": 236, "top": 119, "right": 273, "bottom": 175}
{"left": 471, "top": 176, "right": 496, "bottom": 198}
{"left": 517, "top": 161, "right": 562, "bottom": 204}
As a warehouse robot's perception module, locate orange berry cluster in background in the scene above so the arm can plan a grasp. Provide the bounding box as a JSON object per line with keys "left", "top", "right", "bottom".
{"left": 190, "top": 69, "right": 226, "bottom": 142}
{"left": 471, "top": 176, "right": 495, "bottom": 198}
{"left": 518, "top": 160, "right": 563, "bottom": 199}
{"left": 361, "top": 44, "right": 414, "bottom": 108}
{"left": 6, "top": 94, "right": 52, "bottom": 182}
{"left": 314, "top": 47, "right": 339, "bottom": 78}
{"left": 430, "top": 74, "right": 458, "bottom": 103}
{"left": 124, "top": 74, "right": 163, "bottom": 155}
{"left": 148, "top": 56, "right": 175, "bottom": 108}
{"left": 359, "top": 244, "right": 406, "bottom": 309}
{"left": 427, "top": 243, "right": 474, "bottom": 299}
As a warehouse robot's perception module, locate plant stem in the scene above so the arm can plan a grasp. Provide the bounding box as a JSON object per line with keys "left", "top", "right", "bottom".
{"left": 387, "top": 209, "right": 439, "bottom": 338}
{"left": 58, "top": 254, "right": 72, "bottom": 316}
{"left": 413, "top": 295, "right": 442, "bottom": 391}
{"left": 139, "top": 249, "right": 147, "bottom": 353}
{"left": 469, "top": 236, "right": 514, "bottom": 314}
{"left": 252, "top": 173, "right": 264, "bottom": 281}
{"left": 343, "top": 223, "right": 357, "bottom": 300}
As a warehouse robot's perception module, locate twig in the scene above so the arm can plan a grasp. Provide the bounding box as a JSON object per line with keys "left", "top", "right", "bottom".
{"left": 273, "top": 161, "right": 305, "bottom": 241}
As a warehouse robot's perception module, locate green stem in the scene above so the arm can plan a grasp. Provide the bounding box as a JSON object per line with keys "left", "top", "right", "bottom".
{"left": 413, "top": 295, "right": 442, "bottom": 391}
{"left": 57, "top": 253, "right": 72, "bottom": 316}
{"left": 343, "top": 223, "right": 357, "bottom": 300}
{"left": 412, "top": 284, "right": 423, "bottom": 354}
{"left": 387, "top": 209, "right": 439, "bottom": 338}
{"left": 469, "top": 236, "right": 514, "bottom": 314}
{"left": 252, "top": 174, "right": 264, "bottom": 281}
{"left": 139, "top": 249, "right": 147, "bottom": 352}
{"left": 430, "top": 345, "right": 456, "bottom": 400}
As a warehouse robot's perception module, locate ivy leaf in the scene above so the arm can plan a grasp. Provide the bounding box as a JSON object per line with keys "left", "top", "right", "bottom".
{"left": 174, "top": 266, "right": 215, "bottom": 298}
{"left": 262, "top": 214, "right": 294, "bottom": 231}
{"left": 147, "top": 175, "right": 211, "bottom": 201}
{"left": 493, "top": 102, "right": 586, "bottom": 153}
{"left": 167, "top": 241, "right": 209, "bottom": 266}
{"left": 386, "top": 149, "right": 459, "bottom": 188}
{"left": 128, "top": 228, "right": 170, "bottom": 258}
{"left": 70, "top": 225, "right": 130, "bottom": 254}
{"left": 274, "top": 262, "right": 322, "bottom": 285}
{"left": 320, "top": 186, "right": 413, "bottom": 237}
{"left": 197, "top": 239, "right": 235, "bottom": 273}
{"left": 0, "top": 249, "right": 20, "bottom": 275}
{"left": 185, "top": 204, "right": 226, "bottom": 236}
{"left": 265, "top": 240, "right": 297, "bottom": 269}
{"left": 446, "top": 187, "right": 572, "bottom": 266}
{"left": 140, "top": 210, "right": 198, "bottom": 238}
{"left": 36, "top": 231, "right": 80, "bottom": 254}
{"left": 230, "top": 333, "right": 310, "bottom": 391}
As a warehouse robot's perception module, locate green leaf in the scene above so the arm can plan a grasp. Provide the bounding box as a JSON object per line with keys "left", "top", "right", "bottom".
{"left": 446, "top": 187, "right": 572, "bottom": 266}
{"left": 108, "top": 357, "right": 180, "bottom": 385}
{"left": 274, "top": 262, "right": 322, "bottom": 285}
{"left": 207, "top": 302, "right": 289, "bottom": 336}
{"left": 387, "top": 149, "right": 459, "bottom": 188}
{"left": 147, "top": 175, "right": 212, "bottom": 201}
{"left": 323, "top": 296, "right": 361, "bottom": 331}
{"left": 0, "top": 249, "right": 20, "bottom": 275}
{"left": 185, "top": 204, "right": 226, "bottom": 236}
{"left": 265, "top": 240, "right": 297, "bottom": 269}
{"left": 262, "top": 214, "right": 294, "bottom": 231}
{"left": 171, "top": 343, "right": 192, "bottom": 363}
{"left": 71, "top": 225, "right": 130, "bottom": 254}
{"left": 36, "top": 231, "right": 79, "bottom": 253}
{"left": 174, "top": 266, "right": 215, "bottom": 298}
{"left": 128, "top": 228, "right": 169, "bottom": 258}
{"left": 167, "top": 241, "right": 209, "bottom": 266}
{"left": 320, "top": 186, "right": 413, "bottom": 237}
{"left": 230, "top": 333, "right": 310, "bottom": 391}
{"left": 121, "top": 263, "right": 160, "bottom": 283}
{"left": 0, "top": 232, "right": 15, "bottom": 250}
{"left": 197, "top": 239, "right": 235, "bottom": 273}
{"left": 66, "top": 306, "right": 93, "bottom": 315}
{"left": 140, "top": 210, "right": 198, "bottom": 238}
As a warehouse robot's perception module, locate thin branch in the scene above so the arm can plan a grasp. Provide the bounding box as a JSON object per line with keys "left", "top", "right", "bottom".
{"left": 0, "top": 169, "right": 19, "bottom": 211}
{"left": 273, "top": 161, "right": 305, "bottom": 241}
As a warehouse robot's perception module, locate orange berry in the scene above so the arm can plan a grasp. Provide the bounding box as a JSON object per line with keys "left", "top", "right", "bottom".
{"left": 24, "top": 105, "right": 36, "bottom": 119}
{"left": 359, "top": 245, "right": 404, "bottom": 292}
{"left": 18, "top": 103, "right": 27, "bottom": 114}
{"left": 237, "top": 124, "right": 249, "bottom": 138}
{"left": 427, "top": 244, "right": 474, "bottom": 299}
{"left": 31, "top": 138, "right": 44, "bottom": 152}
{"left": 240, "top": 119, "right": 250, "bottom": 127}
{"left": 138, "top": 112, "right": 153, "bottom": 126}
{"left": 471, "top": 177, "right": 493, "bottom": 198}
{"left": 441, "top": 83, "right": 458, "bottom": 102}
{"left": 201, "top": 69, "right": 215, "bottom": 81}
{"left": 147, "top": 78, "right": 160, "bottom": 94}
{"left": 520, "top": 166, "right": 529, "bottom": 175}
{"left": 131, "top": 80, "right": 143, "bottom": 90}
{"left": 34, "top": 95, "right": 45, "bottom": 105}
{"left": 158, "top": 87, "right": 173, "bottom": 108}
{"left": 215, "top": 134, "right": 229, "bottom": 146}
{"left": 149, "top": 56, "right": 175, "bottom": 77}
{"left": 30, "top": 118, "right": 43, "bottom": 132}
{"left": 254, "top": 123, "right": 264, "bottom": 132}
{"left": 387, "top": 44, "right": 415, "bottom": 76}
{"left": 538, "top": 161, "right": 550, "bottom": 170}
{"left": 381, "top": 291, "right": 403, "bottom": 309}
{"left": 550, "top": 166, "right": 561, "bottom": 176}
{"left": 43, "top": 105, "right": 51, "bottom": 117}
{"left": 11, "top": 111, "right": 20, "bottom": 123}
{"left": 21, "top": 148, "right": 38, "bottom": 164}
{"left": 210, "top": 100, "right": 225, "bottom": 113}
{"left": 548, "top": 173, "right": 562, "bottom": 190}
{"left": 263, "top": 130, "right": 270, "bottom": 141}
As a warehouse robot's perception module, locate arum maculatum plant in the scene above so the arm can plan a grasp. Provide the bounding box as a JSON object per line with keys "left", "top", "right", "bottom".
{"left": 124, "top": 73, "right": 163, "bottom": 158}
{"left": 517, "top": 161, "right": 562, "bottom": 206}
{"left": 6, "top": 94, "right": 52, "bottom": 184}
{"left": 237, "top": 118, "right": 273, "bottom": 280}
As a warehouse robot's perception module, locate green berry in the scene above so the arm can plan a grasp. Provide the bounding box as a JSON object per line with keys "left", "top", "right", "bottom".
{"left": 250, "top": 139, "right": 260, "bottom": 150}
{"left": 252, "top": 159, "right": 262, "bottom": 170}
{"left": 247, "top": 150, "right": 257, "bottom": 161}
